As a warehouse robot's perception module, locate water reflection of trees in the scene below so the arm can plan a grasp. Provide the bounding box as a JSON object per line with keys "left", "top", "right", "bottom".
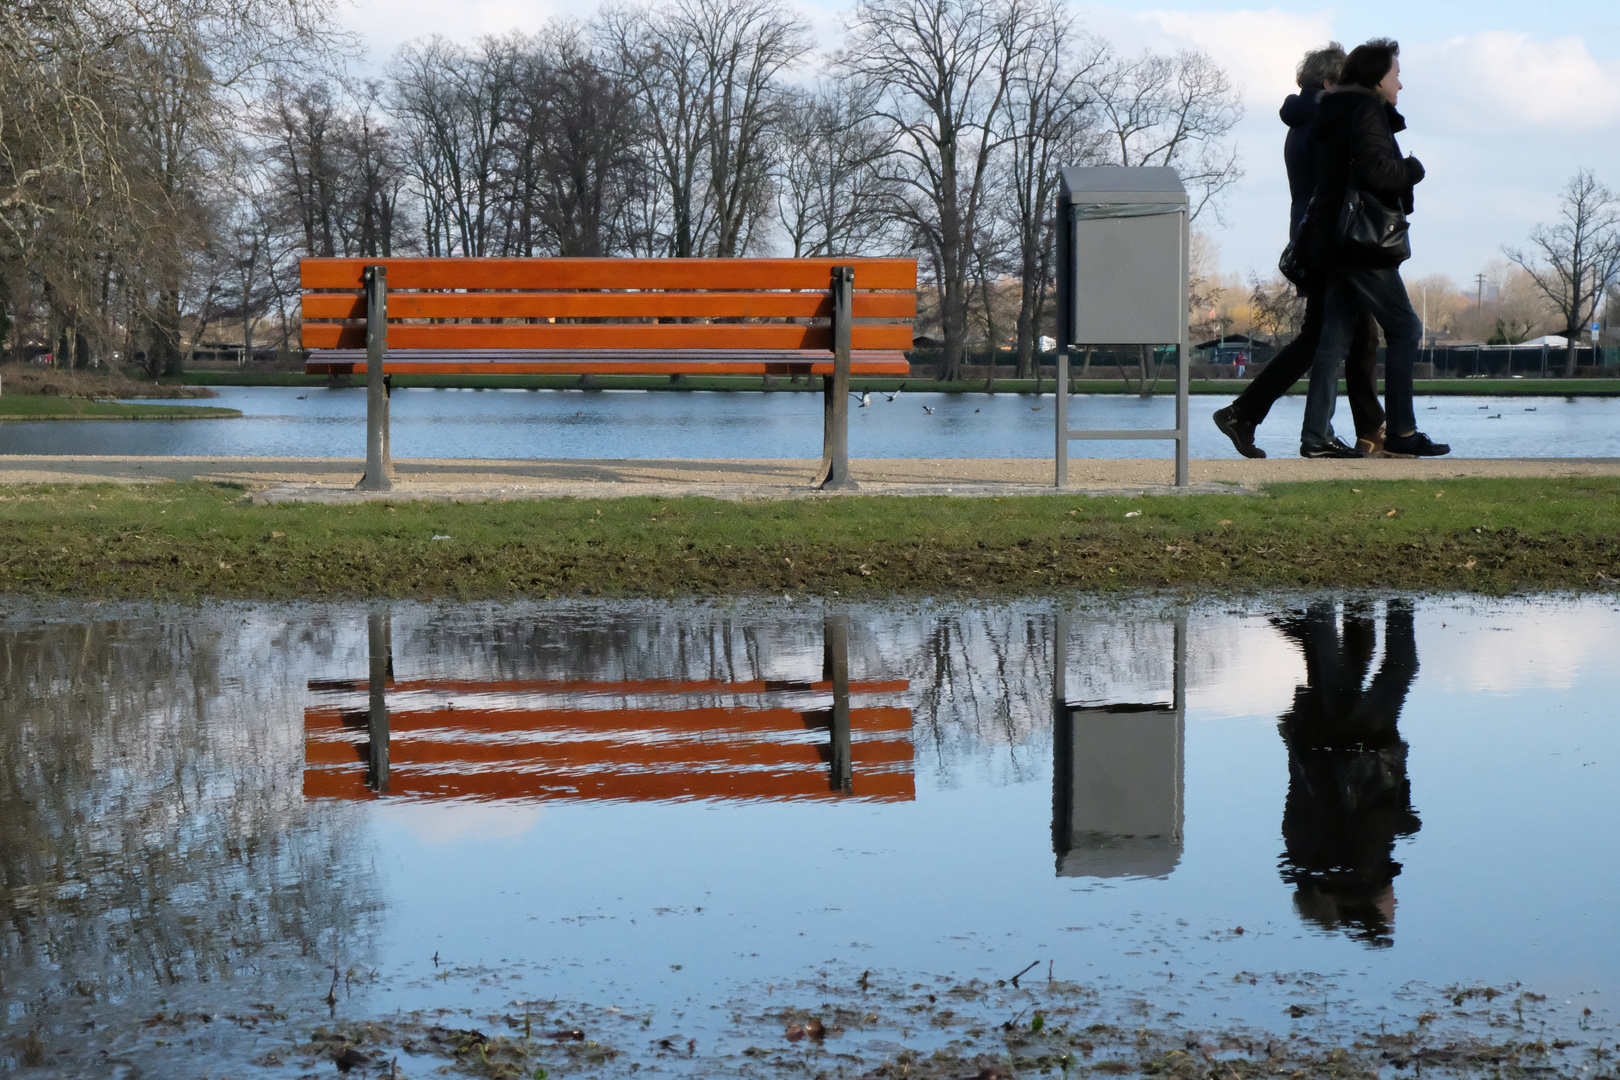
{"left": 391, "top": 604, "right": 1205, "bottom": 789}
{"left": 0, "top": 611, "right": 377, "bottom": 1035}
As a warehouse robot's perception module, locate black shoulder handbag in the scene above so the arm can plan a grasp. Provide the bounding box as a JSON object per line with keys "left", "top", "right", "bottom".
{"left": 1336, "top": 177, "right": 1410, "bottom": 266}
{"left": 1278, "top": 197, "right": 1314, "bottom": 290}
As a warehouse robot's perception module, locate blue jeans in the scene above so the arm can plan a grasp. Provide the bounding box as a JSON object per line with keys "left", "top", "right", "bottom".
{"left": 1234, "top": 289, "right": 1382, "bottom": 446}
{"left": 1311, "top": 266, "right": 1423, "bottom": 440}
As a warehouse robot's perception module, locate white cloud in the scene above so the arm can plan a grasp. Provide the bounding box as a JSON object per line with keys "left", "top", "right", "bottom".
{"left": 341, "top": 0, "right": 575, "bottom": 67}
{"left": 1136, "top": 8, "right": 1340, "bottom": 103}
{"left": 1415, "top": 603, "right": 1619, "bottom": 695}
{"left": 1415, "top": 32, "right": 1620, "bottom": 133}
{"left": 381, "top": 799, "right": 547, "bottom": 844}
{"left": 1184, "top": 601, "right": 1620, "bottom": 726}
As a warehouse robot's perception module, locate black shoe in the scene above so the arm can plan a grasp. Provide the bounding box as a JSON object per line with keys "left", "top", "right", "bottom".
{"left": 1299, "top": 437, "right": 1367, "bottom": 459}
{"left": 1214, "top": 405, "right": 1265, "bottom": 458}
{"left": 1383, "top": 431, "right": 1450, "bottom": 457}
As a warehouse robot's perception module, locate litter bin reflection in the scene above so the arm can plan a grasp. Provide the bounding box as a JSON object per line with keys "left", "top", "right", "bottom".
{"left": 1052, "top": 614, "right": 1187, "bottom": 878}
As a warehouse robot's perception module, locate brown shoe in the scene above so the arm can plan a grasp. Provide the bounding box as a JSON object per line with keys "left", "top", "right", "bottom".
{"left": 1356, "top": 423, "right": 1388, "bottom": 457}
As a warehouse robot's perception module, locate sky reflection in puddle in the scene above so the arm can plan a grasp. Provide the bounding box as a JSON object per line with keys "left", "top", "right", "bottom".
{"left": 2, "top": 594, "right": 1617, "bottom": 1073}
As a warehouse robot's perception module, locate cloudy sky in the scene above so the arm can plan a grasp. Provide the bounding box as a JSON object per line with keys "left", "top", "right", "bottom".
{"left": 336, "top": 0, "right": 1620, "bottom": 288}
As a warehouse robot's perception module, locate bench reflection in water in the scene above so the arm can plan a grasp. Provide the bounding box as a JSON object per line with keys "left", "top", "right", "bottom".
{"left": 1051, "top": 613, "right": 1187, "bottom": 879}
{"left": 303, "top": 614, "right": 914, "bottom": 803}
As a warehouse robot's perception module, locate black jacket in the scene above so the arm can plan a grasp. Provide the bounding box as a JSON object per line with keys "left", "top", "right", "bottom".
{"left": 1305, "top": 86, "right": 1424, "bottom": 269}
{"left": 1279, "top": 87, "right": 1323, "bottom": 240}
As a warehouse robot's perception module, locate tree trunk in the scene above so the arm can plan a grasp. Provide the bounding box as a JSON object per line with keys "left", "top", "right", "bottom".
{"left": 1014, "top": 243, "right": 1038, "bottom": 378}
{"left": 152, "top": 287, "right": 184, "bottom": 380}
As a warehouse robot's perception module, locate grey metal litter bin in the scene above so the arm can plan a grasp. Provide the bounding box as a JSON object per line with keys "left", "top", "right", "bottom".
{"left": 1054, "top": 166, "right": 1191, "bottom": 486}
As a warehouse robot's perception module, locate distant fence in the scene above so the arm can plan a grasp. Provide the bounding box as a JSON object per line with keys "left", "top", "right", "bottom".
{"left": 892, "top": 344, "right": 1615, "bottom": 383}
{"left": 1422, "top": 344, "right": 1611, "bottom": 377}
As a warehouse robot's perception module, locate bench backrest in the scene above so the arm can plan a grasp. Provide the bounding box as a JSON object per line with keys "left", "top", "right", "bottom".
{"left": 300, "top": 257, "right": 917, "bottom": 353}
{"left": 304, "top": 673, "right": 915, "bottom": 803}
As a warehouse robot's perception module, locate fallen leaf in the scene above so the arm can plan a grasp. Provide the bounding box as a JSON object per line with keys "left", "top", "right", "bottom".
{"left": 218, "top": 561, "right": 232, "bottom": 570}
{"left": 1385, "top": 509, "right": 1398, "bottom": 517}
{"left": 1351, "top": 488, "right": 1360, "bottom": 493}
{"left": 270, "top": 531, "right": 284, "bottom": 539}
{"left": 1124, "top": 511, "right": 1142, "bottom": 518}
{"left": 1218, "top": 519, "right": 1233, "bottom": 525}
{"left": 1464, "top": 559, "right": 1477, "bottom": 570}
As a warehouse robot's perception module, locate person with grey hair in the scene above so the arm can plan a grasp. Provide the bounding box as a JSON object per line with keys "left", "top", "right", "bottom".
{"left": 1214, "top": 43, "right": 1385, "bottom": 458}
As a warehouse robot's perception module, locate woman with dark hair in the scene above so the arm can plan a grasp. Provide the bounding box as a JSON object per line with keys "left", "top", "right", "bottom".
{"left": 1213, "top": 42, "right": 1385, "bottom": 459}
{"left": 1304, "top": 38, "right": 1449, "bottom": 456}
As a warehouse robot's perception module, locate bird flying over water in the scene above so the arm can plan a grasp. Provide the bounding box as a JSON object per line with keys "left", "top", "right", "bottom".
{"left": 851, "top": 391, "right": 871, "bottom": 407}
{"left": 884, "top": 384, "right": 905, "bottom": 402}
{"left": 922, "top": 405, "right": 934, "bottom": 414}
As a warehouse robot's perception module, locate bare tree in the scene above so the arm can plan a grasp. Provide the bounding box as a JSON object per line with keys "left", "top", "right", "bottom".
{"left": 1248, "top": 271, "right": 1305, "bottom": 345}
{"left": 1087, "top": 48, "right": 1243, "bottom": 222}
{"left": 839, "top": 0, "right": 1037, "bottom": 381}
{"left": 389, "top": 34, "right": 524, "bottom": 258}
{"left": 0, "top": 1, "right": 138, "bottom": 368}
{"left": 1506, "top": 169, "right": 1620, "bottom": 377}
{"left": 509, "top": 24, "right": 647, "bottom": 257}
{"left": 601, "top": 0, "right": 809, "bottom": 258}
{"left": 996, "top": 0, "right": 1103, "bottom": 377}
{"left": 117, "top": 0, "right": 346, "bottom": 376}
{"left": 772, "top": 78, "right": 897, "bottom": 257}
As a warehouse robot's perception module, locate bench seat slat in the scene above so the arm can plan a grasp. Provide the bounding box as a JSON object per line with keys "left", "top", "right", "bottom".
{"left": 300, "top": 290, "right": 916, "bottom": 320}
{"left": 304, "top": 348, "right": 910, "bottom": 377}
{"left": 300, "top": 256, "right": 917, "bottom": 292}
{"left": 302, "top": 323, "right": 913, "bottom": 351}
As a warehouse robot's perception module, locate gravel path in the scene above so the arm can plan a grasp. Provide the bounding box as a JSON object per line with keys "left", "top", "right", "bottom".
{"left": 3, "top": 453, "right": 1619, "bottom": 502}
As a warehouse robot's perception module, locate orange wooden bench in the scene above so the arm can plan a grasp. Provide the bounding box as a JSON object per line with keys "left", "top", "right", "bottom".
{"left": 299, "top": 257, "right": 918, "bottom": 491}
{"left": 303, "top": 615, "right": 913, "bottom": 803}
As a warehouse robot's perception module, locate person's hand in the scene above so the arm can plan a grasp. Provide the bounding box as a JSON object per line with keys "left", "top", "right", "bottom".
{"left": 1405, "top": 155, "right": 1425, "bottom": 184}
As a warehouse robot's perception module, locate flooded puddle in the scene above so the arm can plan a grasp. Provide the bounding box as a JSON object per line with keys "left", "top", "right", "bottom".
{"left": 2, "top": 596, "right": 1617, "bottom": 1076}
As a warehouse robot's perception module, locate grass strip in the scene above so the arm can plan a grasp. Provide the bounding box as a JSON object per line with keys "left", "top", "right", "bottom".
{"left": 0, "top": 397, "right": 241, "bottom": 420}
{"left": 2, "top": 477, "right": 1619, "bottom": 599}
{"left": 180, "top": 370, "right": 1620, "bottom": 396}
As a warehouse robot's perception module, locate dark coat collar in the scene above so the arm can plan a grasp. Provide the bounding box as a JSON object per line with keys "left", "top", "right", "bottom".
{"left": 1322, "top": 84, "right": 1406, "bottom": 133}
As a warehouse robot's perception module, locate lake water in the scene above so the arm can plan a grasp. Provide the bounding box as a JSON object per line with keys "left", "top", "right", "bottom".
{"left": 3, "top": 594, "right": 1616, "bottom": 1076}
{"left": 2, "top": 385, "right": 1619, "bottom": 460}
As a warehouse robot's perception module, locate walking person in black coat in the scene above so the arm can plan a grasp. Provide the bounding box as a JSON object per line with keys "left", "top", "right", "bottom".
{"left": 1275, "top": 598, "right": 1422, "bottom": 948}
{"left": 1214, "top": 44, "right": 1386, "bottom": 459}
{"left": 1303, "top": 38, "right": 1449, "bottom": 457}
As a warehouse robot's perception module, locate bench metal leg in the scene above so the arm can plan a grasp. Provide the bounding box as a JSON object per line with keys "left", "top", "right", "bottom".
{"left": 358, "top": 264, "right": 395, "bottom": 492}
{"left": 1175, "top": 328, "right": 1189, "bottom": 487}
{"left": 815, "top": 265, "right": 859, "bottom": 490}
{"left": 366, "top": 610, "right": 392, "bottom": 793}
{"left": 1055, "top": 352, "right": 1069, "bottom": 487}
{"left": 824, "top": 613, "right": 853, "bottom": 793}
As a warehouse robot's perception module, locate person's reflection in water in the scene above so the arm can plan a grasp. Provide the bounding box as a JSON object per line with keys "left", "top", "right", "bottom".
{"left": 1274, "top": 598, "right": 1421, "bottom": 948}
